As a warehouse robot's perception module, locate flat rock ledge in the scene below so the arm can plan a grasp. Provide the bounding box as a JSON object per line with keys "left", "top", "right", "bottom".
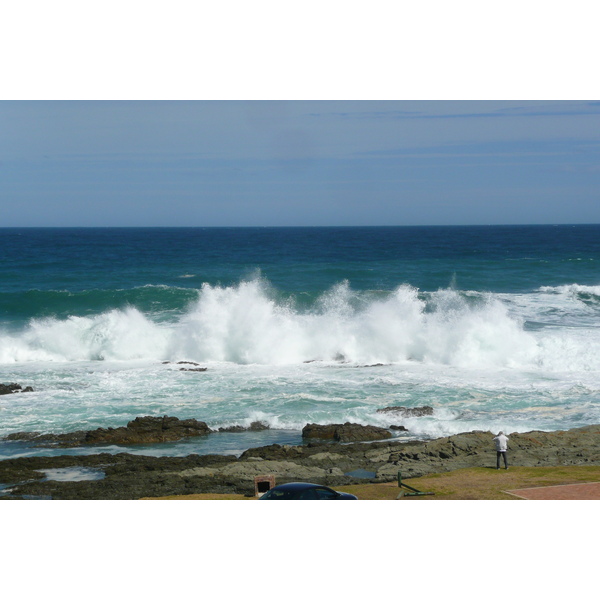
{"left": 5, "top": 416, "right": 212, "bottom": 447}
{"left": 2, "top": 424, "right": 599, "bottom": 500}
{"left": 302, "top": 422, "right": 392, "bottom": 442}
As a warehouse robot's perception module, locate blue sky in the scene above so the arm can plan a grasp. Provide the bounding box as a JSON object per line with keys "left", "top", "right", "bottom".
{"left": 1, "top": 100, "right": 600, "bottom": 226}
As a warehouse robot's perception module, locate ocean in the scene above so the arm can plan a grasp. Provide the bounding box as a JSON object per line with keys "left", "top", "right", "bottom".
{"left": 1, "top": 225, "right": 599, "bottom": 460}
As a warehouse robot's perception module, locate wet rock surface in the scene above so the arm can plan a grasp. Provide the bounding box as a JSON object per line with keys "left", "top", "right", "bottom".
{"left": 2, "top": 424, "right": 598, "bottom": 500}
{"left": 0, "top": 383, "right": 34, "bottom": 395}
{"left": 218, "top": 421, "right": 270, "bottom": 433}
{"left": 4, "top": 416, "right": 212, "bottom": 447}
{"left": 84, "top": 416, "right": 212, "bottom": 445}
{"left": 376, "top": 406, "right": 434, "bottom": 417}
{"left": 302, "top": 422, "right": 393, "bottom": 442}
{"left": 161, "top": 361, "right": 208, "bottom": 372}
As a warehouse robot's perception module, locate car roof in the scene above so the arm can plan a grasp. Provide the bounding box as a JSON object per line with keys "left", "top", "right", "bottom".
{"left": 271, "top": 482, "right": 327, "bottom": 491}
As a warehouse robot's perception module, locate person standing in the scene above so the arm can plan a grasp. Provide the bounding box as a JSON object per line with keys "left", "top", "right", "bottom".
{"left": 493, "top": 431, "right": 509, "bottom": 469}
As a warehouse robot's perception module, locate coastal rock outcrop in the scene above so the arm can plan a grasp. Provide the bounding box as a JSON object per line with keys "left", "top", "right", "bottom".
{"left": 302, "top": 422, "right": 392, "bottom": 442}
{"left": 1, "top": 425, "right": 600, "bottom": 499}
{"left": 0, "top": 383, "right": 34, "bottom": 395}
{"left": 83, "top": 416, "right": 212, "bottom": 445}
{"left": 5, "top": 415, "right": 212, "bottom": 447}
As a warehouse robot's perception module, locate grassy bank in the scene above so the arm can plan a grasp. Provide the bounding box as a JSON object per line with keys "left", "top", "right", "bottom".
{"left": 143, "top": 465, "right": 600, "bottom": 500}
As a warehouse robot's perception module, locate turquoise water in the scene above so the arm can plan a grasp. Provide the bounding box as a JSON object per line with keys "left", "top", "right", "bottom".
{"left": 1, "top": 226, "right": 599, "bottom": 458}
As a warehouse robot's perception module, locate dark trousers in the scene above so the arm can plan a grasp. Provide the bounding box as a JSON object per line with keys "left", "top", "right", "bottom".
{"left": 496, "top": 451, "right": 508, "bottom": 469}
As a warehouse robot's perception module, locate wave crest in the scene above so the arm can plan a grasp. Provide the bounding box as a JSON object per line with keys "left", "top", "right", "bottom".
{"left": 1, "top": 278, "right": 599, "bottom": 372}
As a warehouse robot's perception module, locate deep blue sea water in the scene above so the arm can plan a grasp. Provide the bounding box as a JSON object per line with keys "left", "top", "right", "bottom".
{"left": 1, "top": 226, "right": 599, "bottom": 459}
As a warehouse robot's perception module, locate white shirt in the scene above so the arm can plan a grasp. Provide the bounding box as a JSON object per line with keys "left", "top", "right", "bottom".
{"left": 493, "top": 434, "right": 509, "bottom": 452}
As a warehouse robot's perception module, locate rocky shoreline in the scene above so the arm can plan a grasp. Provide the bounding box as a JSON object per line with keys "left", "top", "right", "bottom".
{"left": 1, "top": 418, "right": 599, "bottom": 500}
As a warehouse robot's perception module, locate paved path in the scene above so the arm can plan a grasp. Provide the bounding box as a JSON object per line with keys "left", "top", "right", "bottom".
{"left": 505, "top": 481, "right": 600, "bottom": 500}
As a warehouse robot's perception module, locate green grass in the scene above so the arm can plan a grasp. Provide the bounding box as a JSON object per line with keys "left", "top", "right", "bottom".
{"left": 144, "top": 465, "right": 600, "bottom": 500}
{"left": 337, "top": 465, "right": 600, "bottom": 500}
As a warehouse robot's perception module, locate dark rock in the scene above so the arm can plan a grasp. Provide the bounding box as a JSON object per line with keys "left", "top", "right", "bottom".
{"left": 0, "top": 383, "right": 22, "bottom": 395}
{"left": 4, "top": 432, "right": 43, "bottom": 441}
{"left": 249, "top": 421, "right": 269, "bottom": 431}
{"left": 39, "top": 431, "right": 87, "bottom": 445}
{"left": 162, "top": 361, "right": 207, "bottom": 371}
{"left": 376, "top": 405, "right": 434, "bottom": 417}
{"left": 0, "top": 383, "right": 34, "bottom": 395}
{"left": 83, "top": 416, "right": 212, "bottom": 445}
{"left": 390, "top": 425, "right": 408, "bottom": 431}
{"left": 241, "top": 443, "right": 306, "bottom": 461}
{"left": 217, "top": 421, "right": 270, "bottom": 433}
{"left": 4, "top": 430, "right": 87, "bottom": 445}
{"left": 302, "top": 422, "right": 392, "bottom": 442}
{"left": 4, "top": 416, "right": 213, "bottom": 448}
{"left": 0, "top": 452, "right": 239, "bottom": 499}
{"left": 176, "top": 361, "right": 207, "bottom": 371}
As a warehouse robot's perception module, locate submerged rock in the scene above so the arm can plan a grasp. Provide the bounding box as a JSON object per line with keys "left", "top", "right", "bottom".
{"left": 248, "top": 421, "right": 270, "bottom": 431}
{"left": 218, "top": 421, "right": 270, "bottom": 433}
{"left": 302, "top": 422, "right": 393, "bottom": 442}
{"left": 217, "top": 425, "right": 247, "bottom": 433}
{"left": 0, "top": 383, "right": 34, "bottom": 395}
{"left": 161, "top": 361, "right": 208, "bottom": 371}
{"left": 376, "top": 406, "right": 434, "bottom": 417}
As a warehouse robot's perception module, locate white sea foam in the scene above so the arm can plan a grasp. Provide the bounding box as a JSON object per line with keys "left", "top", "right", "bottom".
{"left": 1, "top": 279, "right": 600, "bottom": 374}
{"left": 0, "top": 308, "right": 170, "bottom": 362}
{"left": 538, "top": 283, "right": 600, "bottom": 296}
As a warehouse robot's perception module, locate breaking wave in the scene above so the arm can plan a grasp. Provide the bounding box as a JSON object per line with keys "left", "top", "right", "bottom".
{"left": 1, "top": 278, "right": 599, "bottom": 372}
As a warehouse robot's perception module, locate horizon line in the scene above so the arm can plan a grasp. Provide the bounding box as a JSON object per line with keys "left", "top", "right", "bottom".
{"left": 1, "top": 223, "right": 599, "bottom": 229}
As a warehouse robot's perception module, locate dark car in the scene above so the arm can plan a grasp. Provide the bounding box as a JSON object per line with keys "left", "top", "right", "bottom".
{"left": 258, "top": 482, "right": 358, "bottom": 500}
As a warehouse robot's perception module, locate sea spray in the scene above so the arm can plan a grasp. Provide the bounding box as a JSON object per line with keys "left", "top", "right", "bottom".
{"left": 1, "top": 222, "right": 599, "bottom": 458}
{"left": 0, "top": 308, "right": 170, "bottom": 362}
{"left": 1, "top": 278, "right": 599, "bottom": 373}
